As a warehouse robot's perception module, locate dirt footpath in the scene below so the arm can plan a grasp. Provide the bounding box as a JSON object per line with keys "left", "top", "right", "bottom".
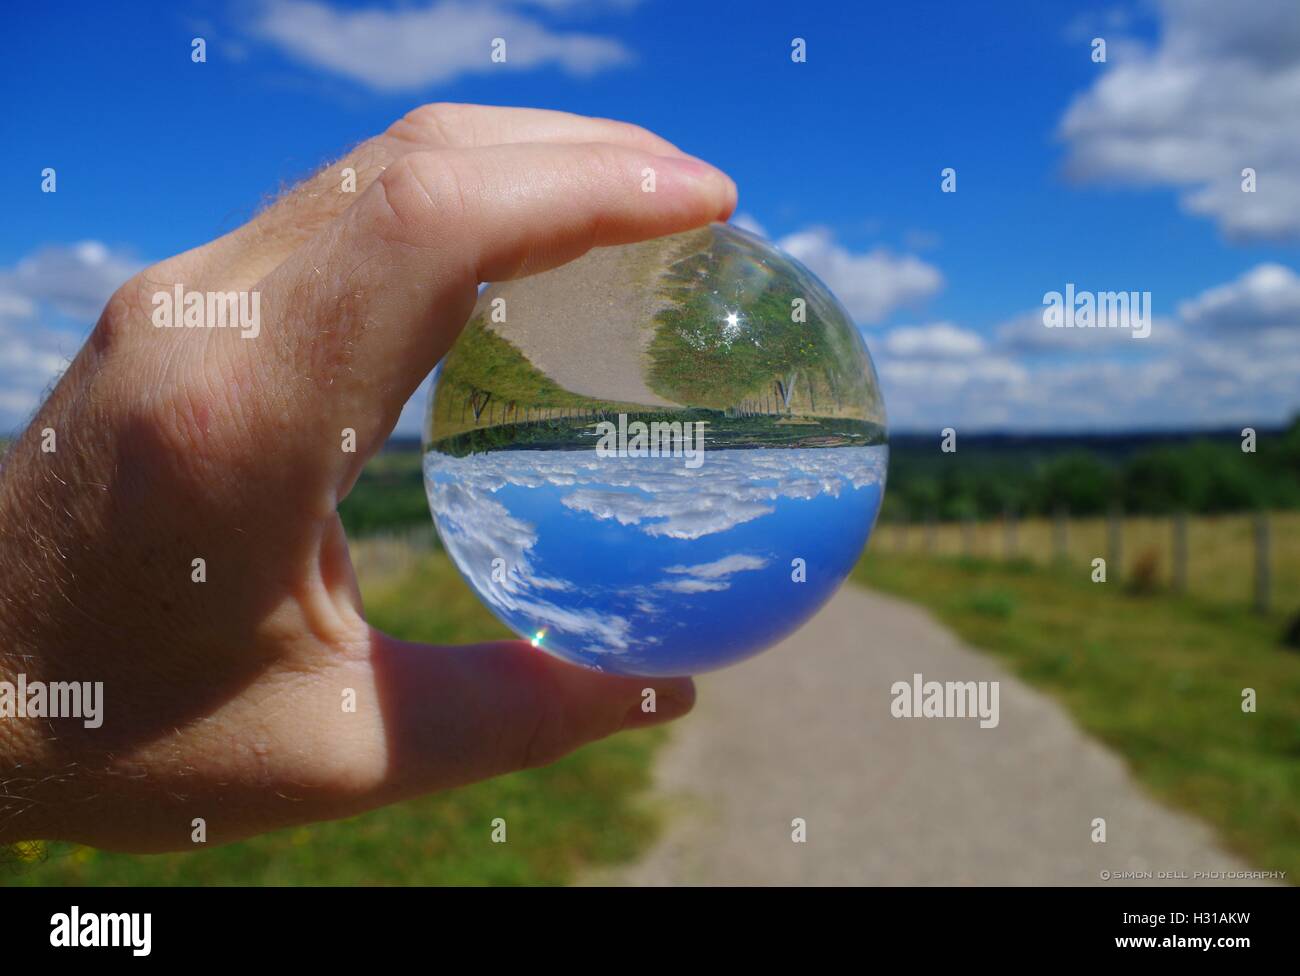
{"left": 486, "top": 239, "right": 680, "bottom": 408}
{"left": 583, "top": 585, "right": 1268, "bottom": 886}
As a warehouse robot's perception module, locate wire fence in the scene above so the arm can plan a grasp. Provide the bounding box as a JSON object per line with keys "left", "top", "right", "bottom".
{"left": 345, "top": 511, "right": 1296, "bottom": 619}
{"left": 881, "top": 509, "right": 1299, "bottom": 617}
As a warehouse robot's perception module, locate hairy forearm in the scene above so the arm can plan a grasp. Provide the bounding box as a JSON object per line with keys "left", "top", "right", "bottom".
{"left": 0, "top": 353, "right": 109, "bottom": 845}
{"left": 0, "top": 507, "right": 58, "bottom": 847}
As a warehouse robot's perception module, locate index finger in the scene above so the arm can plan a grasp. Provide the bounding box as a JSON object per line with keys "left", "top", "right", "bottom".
{"left": 211, "top": 104, "right": 697, "bottom": 285}
{"left": 236, "top": 140, "right": 735, "bottom": 511}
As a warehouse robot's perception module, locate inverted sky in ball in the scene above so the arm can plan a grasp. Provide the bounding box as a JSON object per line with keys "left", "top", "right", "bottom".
{"left": 423, "top": 222, "right": 887, "bottom": 676}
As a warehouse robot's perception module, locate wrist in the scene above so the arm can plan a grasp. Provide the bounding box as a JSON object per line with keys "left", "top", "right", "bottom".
{"left": 0, "top": 401, "right": 82, "bottom": 845}
{"left": 0, "top": 618, "right": 59, "bottom": 847}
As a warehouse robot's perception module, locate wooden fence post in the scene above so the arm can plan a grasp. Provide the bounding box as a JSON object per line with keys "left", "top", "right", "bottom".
{"left": 1172, "top": 512, "right": 1188, "bottom": 594}
{"left": 1254, "top": 511, "right": 1271, "bottom": 614}
{"left": 1108, "top": 506, "right": 1123, "bottom": 581}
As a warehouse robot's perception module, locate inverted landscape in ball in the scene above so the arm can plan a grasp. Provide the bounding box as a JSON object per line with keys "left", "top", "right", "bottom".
{"left": 424, "top": 222, "right": 888, "bottom": 676}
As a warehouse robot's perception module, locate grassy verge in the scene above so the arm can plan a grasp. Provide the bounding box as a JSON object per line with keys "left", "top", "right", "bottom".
{"left": 854, "top": 553, "right": 1300, "bottom": 878}
{"left": 430, "top": 314, "right": 647, "bottom": 442}
{"left": 4, "top": 552, "right": 664, "bottom": 886}
{"left": 875, "top": 511, "right": 1300, "bottom": 617}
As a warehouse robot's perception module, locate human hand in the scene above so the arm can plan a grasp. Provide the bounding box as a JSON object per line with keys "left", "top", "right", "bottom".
{"left": 0, "top": 103, "right": 736, "bottom": 852}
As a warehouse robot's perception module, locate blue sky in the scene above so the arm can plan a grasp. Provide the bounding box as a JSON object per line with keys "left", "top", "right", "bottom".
{"left": 2, "top": 0, "right": 1298, "bottom": 433}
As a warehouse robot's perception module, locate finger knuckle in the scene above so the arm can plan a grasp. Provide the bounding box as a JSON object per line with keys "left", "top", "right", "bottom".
{"left": 605, "top": 117, "right": 666, "bottom": 151}
{"left": 372, "top": 150, "right": 472, "bottom": 246}
{"left": 90, "top": 273, "right": 156, "bottom": 357}
{"left": 393, "top": 102, "right": 468, "bottom": 144}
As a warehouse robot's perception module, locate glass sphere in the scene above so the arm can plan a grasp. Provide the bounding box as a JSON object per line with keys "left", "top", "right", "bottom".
{"left": 423, "top": 222, "right": 887, "bottom": 676}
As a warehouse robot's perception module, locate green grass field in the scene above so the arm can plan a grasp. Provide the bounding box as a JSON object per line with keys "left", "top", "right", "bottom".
{"left": 854, "top": 552, "right": 1300, "bottom": 879}
{"left": 8, "top": 503, "right": 1295, "bottom": 884}
{"left": 878, "top": 510, "right": 1300, "bottom": 617}
{"left": 336, "top": 448, "right": 431, "bottom": 537}
{"left": 3, "top": 552, "right": 666, "bottom": 886}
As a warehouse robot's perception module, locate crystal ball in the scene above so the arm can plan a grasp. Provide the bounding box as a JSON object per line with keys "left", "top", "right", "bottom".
{"left": 423, "top": 222, "right": 887, "bottom": 676}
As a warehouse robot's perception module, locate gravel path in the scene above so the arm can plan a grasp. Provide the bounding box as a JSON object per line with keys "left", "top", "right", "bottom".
{"left": 583, "top": 584, "right": 1269, "bottom": 886}
{"left": 486, "top": 239, "right": 681, "bottom": 408}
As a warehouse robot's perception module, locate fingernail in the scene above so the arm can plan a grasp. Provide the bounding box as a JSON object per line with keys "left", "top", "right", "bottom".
{"left": 664, "top": 154, "right": 733, "bottom": 190}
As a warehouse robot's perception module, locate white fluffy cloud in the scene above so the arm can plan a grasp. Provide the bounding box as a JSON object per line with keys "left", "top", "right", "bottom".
{"left": 994, "top": 308, "right": 1181, "bottom": 354}
{"left": 873, "top": 263, "right": 1300, "bottom": 430}
{"left": 0, "top": 317, "right": 70, "bottom": 422}
{"left": 6, "top": 241, "right": 140, "bottom": 321}
{"left": 665, "top": 553, "right": 768, "bottom": 579}
{"left": 0, "top": 242, "right": 142, "bottom": 431}
{"left": 1177, "top": 263, "right": 1300, "bottom": 334}
{"left": 426, "top": 475, "right": 633, "bottom": 650}
{"left": 658, "top": 553, "right": 767, "bottom": 593}
{"left": 883, "top": 322, "right": 986, "bottom": 359}
{"left": 874, "top": 354, "right": 1030, "bottom": 430}
{"left": 777, "top": 227, "right": 944, "bottom": 326}
{"left": 729, "top": 213, "right": 768, "bottom": 237}
{"left": 727, "top": 216, "right": 944, "bottom": 326}
{"left": 428, "top": 447, "right": 886, "bottom": 541}
{"left": 1059, "top": 0, "right": 1300, "bottom": 240}
{"left": 252, "top": 0, "right": 634, "bottom": 91}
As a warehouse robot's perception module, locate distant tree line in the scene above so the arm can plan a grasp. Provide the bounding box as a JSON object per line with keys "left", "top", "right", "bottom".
{"left": 338, "top": 421, "right": 1300, "bottom": 535}
{"left": 880, "top": 418, "right": 1300, "bottom": 522}
{"left": 338, "top": 448, "right": 431, "bottom": 537}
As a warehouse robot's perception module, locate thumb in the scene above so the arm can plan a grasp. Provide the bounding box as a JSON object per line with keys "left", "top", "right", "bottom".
{"left": 365, "top": 633, "right": 696, "bottom": 797}
{"left": 246, "top": 142, "right": 735, "bottom": 503}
